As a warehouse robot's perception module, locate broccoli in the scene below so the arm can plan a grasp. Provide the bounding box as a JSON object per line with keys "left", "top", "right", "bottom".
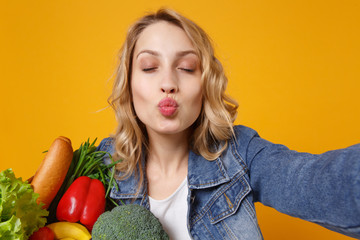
{"left": 92, "top": 204, "right": 169, "bottom": 240}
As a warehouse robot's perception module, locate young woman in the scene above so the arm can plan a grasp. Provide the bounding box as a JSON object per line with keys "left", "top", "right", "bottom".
{"left": 97, "top": 8, "right": 360, "bottom": 240}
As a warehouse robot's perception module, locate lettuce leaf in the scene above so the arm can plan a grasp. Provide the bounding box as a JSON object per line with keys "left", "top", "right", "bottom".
{"left": 0, "top": 168, "right": 48, "bottom": 239}
{"left": 0, "top": 215, "right": 24, "bottom": 240}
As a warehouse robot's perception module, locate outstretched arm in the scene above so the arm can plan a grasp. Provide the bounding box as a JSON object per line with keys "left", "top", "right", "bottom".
{"left": 246, "top": 132, "right": 360, "bottom": 238}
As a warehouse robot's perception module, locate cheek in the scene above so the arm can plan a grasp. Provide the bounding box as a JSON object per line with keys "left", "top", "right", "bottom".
{"left": 131, "top": 71, "right": 149, "bottom": 101}
{"left": 185, "top": 83, "right": 203, "bottom": 116}
{"left": 130, "top": 77, "right": 158, "bottom": 125}
{"left": 187, "top": 82, "right": 202, "bottom": 103}
{"left": 192, "top": 89, "right": 203, "bottom": 109}
{"left": 130, "top": 78, "right": 147, "bottom": 115}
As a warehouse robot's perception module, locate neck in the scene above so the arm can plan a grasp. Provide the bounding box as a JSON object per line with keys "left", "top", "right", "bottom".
{"left": 146, "top": 129, "right": 190, "bottom": 177}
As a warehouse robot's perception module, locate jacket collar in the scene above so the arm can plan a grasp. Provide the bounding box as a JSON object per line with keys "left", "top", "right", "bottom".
{"left": 111, "top": 149, "right": 230, "bottom": 199}
{"left": 187, "top": 150, "right": 230, "bottom": 189}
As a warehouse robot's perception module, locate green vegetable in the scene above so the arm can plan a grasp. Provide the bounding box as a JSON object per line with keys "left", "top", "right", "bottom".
{"left": 92, "top": 204, "right": 169, "bottom": 240}
{"left": 47, "top": 138, "right": 120, "bottom": 223}
{"left": 0, "top": 168, "right": 48, "bottom": 240}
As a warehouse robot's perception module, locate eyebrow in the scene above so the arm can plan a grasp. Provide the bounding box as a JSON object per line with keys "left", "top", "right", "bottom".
{"left": 136, "top": 49, "right": 198, "bottom": 59}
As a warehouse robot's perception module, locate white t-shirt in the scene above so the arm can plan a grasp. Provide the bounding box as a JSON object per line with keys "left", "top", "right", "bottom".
{"left": 149, "top": 178, "right": 192, "bottom": 240}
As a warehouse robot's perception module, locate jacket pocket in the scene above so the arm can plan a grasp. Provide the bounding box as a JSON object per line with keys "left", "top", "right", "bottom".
{"left": 208, "top": 172, "right": 251, "bottom": 224}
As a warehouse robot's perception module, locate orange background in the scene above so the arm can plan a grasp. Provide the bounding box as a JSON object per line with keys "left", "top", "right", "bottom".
{"left": 1, "top": 1, "right": 359, "bottom": 239}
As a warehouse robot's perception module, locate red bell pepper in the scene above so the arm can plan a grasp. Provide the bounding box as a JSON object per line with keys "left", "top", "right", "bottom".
{"left": 56, "top": 176, "right": 106, "bottom": 231}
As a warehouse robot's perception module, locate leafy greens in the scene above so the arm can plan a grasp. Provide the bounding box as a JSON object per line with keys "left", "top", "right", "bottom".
{"left": 0, "top": 168, "right": 48, "bottom": 240}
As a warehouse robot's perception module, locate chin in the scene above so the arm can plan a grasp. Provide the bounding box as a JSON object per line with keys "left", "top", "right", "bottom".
{"left": 151, "top": 124, "right": 190, "bottom": 136}
{"left": 158, "top": 127, "right": 184, "bottom": 135}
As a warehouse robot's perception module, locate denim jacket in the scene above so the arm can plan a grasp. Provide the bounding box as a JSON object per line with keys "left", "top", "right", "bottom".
{"left": 97, "top": 125, "right": 360, "bottom": 239}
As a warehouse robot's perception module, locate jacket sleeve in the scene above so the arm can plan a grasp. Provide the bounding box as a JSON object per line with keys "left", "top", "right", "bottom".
{"left": 244, "top": 128, "right": 360, "bottom": 238}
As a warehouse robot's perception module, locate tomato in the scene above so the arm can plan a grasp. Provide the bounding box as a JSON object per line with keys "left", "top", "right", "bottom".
{"left": 29, "top": 226, "right": 55, "bottom": 240}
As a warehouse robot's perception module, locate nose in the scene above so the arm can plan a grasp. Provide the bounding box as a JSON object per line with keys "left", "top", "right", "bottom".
{"left": 160, "top": 69, "right": 178, "bottom": 94}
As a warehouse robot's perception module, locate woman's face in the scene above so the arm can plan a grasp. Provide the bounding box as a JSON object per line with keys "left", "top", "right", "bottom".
{"left": 131, "top": 21, "right": 202, "bottom": 137}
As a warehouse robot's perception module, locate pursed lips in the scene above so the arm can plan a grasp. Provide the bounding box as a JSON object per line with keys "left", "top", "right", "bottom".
{"left": 158, "top": 97, "right": 178, "bottom": 116}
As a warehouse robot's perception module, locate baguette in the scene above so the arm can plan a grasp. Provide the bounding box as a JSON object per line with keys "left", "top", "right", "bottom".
{"left": 31, "top": 136, "right": 73, "bottom": 209}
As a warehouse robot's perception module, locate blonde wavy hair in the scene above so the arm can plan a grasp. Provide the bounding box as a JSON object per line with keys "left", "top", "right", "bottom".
{"left": 108, "top": 8, "right": 238, "bottom": 184}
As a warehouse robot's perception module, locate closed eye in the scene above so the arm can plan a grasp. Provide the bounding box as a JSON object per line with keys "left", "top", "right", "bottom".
{"left": 142, "top": 67, "right": 157, "bottom": 72}
{"left": 179, "top": 68, "right": 195, "bottom": 73}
